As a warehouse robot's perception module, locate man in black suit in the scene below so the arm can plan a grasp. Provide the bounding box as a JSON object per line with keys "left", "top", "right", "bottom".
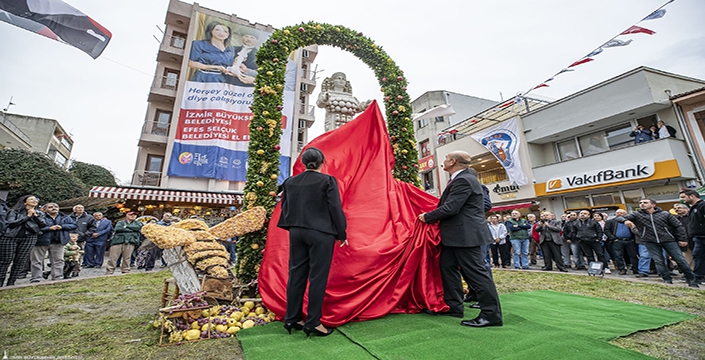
{"left": 419, "top": 151, "right": 503, "bottom": 327}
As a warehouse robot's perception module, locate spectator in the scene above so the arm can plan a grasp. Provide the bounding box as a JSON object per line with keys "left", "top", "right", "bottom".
{"left": 505, "top": 210, "right": 531, "bottom": 270}
{"left": 657, "top": 120, "right": 676, "bottom": 138}
{"left": 63, "top": 233, "right": 83, "bottom": 279}
{"left": 70, "top": 205, "right": 97, "bottom": 276}
{"left": 673, "top": 203, "right": 693, "bottom": 268}
{"left": 0, "top": 195, "right": 46, "bottom": 286}
{"left": 619, "top": 198, "right": 698, "bottom": 287}
{"left": 569, "top": 210, "right": 609, "bottom": 272}
{"left": 527, "top": 214, "right": 540, "bottom": 266}
{"left": 629, "top": 124, "right": 653, "bottom": 144}
{"left": 106, "top": 211, "right": 143, "bottom": 275}
{"left": 604, "top": 209, "right": 639, "bottom": 275}
{"left": 535, "top": 212, "right": 568, "bottom": 272}
{"left": 84, "top": 212, "right": 113, "bottom": 268}
{"left": 487, "top": 215, "right": 510, "bottom": 269}
{"left": 650, "top": 125, "right": 659, "bottom": 139}
{"left": 33, "top": 202, "right": 76, "bottom": 282}
{"left": 592, "top": 212, "right": 613, "bottom": 274}
{"left": 679, "top": 189, "right": 704, "bottom": 284}
{"left": 562, "top": 212, "right": 585, "bottom": 270}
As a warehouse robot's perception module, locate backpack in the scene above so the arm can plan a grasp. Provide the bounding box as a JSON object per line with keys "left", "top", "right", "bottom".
{"left": 481, "top": 185, "right": 492, "bottom": 212}
{"left": 666, "top": 125, "right": 677, "bottom": 138}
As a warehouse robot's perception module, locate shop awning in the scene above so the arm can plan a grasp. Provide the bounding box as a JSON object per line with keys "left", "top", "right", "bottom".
{"left": 489, "top": 201, "right": 533, "bottom": 213}
{"left": 89, "top": 186, "right": 242, "bottom": 204}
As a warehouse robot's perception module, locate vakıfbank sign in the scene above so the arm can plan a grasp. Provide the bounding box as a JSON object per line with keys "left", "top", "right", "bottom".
{"left": 546, "top": 161, "right": 655, "bottom": 192}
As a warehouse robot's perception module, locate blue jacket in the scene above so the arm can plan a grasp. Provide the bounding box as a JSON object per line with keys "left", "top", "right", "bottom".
{"left": 37, "top": 212, "right": 77, "bottom": 246}
{"left": 91, "top": 218, "right": 113, "bottom": 243}
{"left": 629, "top": 129, "right": 653, "bottom": 144}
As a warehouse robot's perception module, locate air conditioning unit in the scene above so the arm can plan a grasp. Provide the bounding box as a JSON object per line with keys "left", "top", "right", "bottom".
{"left": 302, "top": 49, "right": 309, "bottom": 58}
{"left": 300, "top": 83, "right": 308, "bottom": 92}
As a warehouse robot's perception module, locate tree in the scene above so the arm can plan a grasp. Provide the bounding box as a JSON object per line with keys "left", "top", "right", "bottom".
{"left": 69, "top": 161, "right": 117, "bottom": 188}
{"left": 0, "top": 149, "right": 87, "bottom": 205}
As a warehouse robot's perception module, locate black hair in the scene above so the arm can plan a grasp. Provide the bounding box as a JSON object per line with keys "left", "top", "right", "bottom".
{"left": 679, "top": 189, "right": 699, "bottom": 198}
{"left": 301, "top": 147, "right": 325, "bottom": 170}
{"left": 203, "top": 21, "right": 233, "bottom": 47}
{"left": 12, "top": 194, "right": 35, "bottom": 211}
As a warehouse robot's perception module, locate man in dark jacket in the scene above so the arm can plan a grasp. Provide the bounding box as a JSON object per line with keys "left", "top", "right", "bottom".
{"left": 31, "top": 203, "right": 77, "bottom": 282}
{"left": 70, "top": 205, "right": 96, "bottom": 274}
{"left": 561, "top": 212, "right": 585, "bottom": 269}
{"left": 620, "top": 198, "right": 699, "bottom": 287}
{"left": 84, "top": 212, "right": 113, "bottom": 268}
{"left": 106, "top": 211, "right": 143, "bottom": 275}
{"left": 419, "top": 151, "right": 502, "bottom": 327}
{"left": 604, "top": 209, "right": 639, "bottom": 275}
{"left": 569, "top": 210, "right": 607, "bottom": 269}
{"left": 535, "top": 212, "right": 568, "bottom": 272}
{"left": 679, "top": 189, "right": 705, "bottom": 284}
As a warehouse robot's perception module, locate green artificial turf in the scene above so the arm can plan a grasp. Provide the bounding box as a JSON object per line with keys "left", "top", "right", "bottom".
{"left": 239, "top": 290, "right": 694, "bottom": 360}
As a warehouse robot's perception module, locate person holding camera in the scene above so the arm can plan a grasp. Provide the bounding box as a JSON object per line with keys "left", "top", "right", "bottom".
{"left": 535, "top": 212, "right": 568, "bottom": 272}
{"left": 629, "top": 124, "right": 653, "bottom": 144}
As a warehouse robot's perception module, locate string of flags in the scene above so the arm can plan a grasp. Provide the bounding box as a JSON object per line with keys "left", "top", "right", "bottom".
{"left": 499, "top": 0, "right": 675, "bottom": 109}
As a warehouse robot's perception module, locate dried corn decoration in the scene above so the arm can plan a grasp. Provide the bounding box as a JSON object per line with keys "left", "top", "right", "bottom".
{"left": 141, "top": 223, "right": 195, "bottom": 249}
{"left": 208, "top": 207, "right": 267, "bottom": 239}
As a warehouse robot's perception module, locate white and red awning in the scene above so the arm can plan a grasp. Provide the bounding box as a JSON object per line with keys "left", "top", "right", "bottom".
{"left": 489, "top": 201, "right": 533, "bottom": 213}
{"left": 89, "top": 186, "right": 242, "bottom": 204}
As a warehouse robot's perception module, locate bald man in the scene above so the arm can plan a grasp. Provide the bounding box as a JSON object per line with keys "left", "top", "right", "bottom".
{"left": 419, "top": 151, "right": 502, "bottom": 327}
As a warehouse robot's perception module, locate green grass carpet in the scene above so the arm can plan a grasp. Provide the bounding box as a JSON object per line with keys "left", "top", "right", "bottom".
{"left": 239, "top": 291, "right": 694, "bottom": 360}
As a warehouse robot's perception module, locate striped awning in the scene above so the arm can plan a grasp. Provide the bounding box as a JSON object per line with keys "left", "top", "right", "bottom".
{"left": 489, "top": 201, "right": 533, "bottom": 213}
{"left": 89, "top": 186, "right": 242, "bottom": 204}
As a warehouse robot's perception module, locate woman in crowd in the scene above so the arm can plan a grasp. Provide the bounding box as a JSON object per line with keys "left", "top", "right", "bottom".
{"left": 0, "top": 195, "right": 46, "bottom": 286}
{"left": 277, "top": 148, "right": 348, "bottom": 337}
{"left": 592, "top": 212, "right": 613, "bottom": 274}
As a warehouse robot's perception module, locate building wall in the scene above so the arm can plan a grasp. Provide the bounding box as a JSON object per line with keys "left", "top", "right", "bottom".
{"left": 132, "top": 0, "right": 317, "bottom": 191}
{"left": 3, "top": 113, "right": 73, "bottom": 168}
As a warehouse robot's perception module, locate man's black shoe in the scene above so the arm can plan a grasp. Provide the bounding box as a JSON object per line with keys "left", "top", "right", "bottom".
{"left": 688, "top": 280, "right": 700, "bottom": 288}
{"left": 460, "top": 316, "right": 503, "bottom": 328}
{"left": 468, "top": 303, "right": 481, "bottom": 309}
{"left": 618, "top": 269, "right": 627, "bottom": 275}
{"left": 422, "top": 309, "right": 464, "bottom": 318}
{"left": 664, "top": 279, "right": 673, "bottom": 284}
{"left": 463, "top": 294, "right": 478, "bottom": 303}
{"left": 576, "top": 266, "right": 587, "bottom": 270}
{"left": 41, "top": 271, "right": 50, "bottom": 280}
{"left": 635, "top": 273, "right": 649, "bottom": 278}
{"left": 558, "top": 268, "right": 569, "bottom": 272}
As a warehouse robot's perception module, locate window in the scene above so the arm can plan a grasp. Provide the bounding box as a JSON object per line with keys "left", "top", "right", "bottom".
{"left": 622, "top": 189, "right": 643, "bottom": 213}
{"left": 592, "top": 192, "right": 620, "bottom": 206}
{"left": 60, "top": 136, "right": 72, "bottom": 151}
{"left": 435, "top": 116, "right": 445, "bottom": 122}
{"left": 171, "top": 31, "right": 186, "bottom": 49}
{"left": 417, "top": 118, "right": 428, "bottom": 128}
{"left": 565, "top": 195, "right": 590, "bottom": 209}
{"left": 163, "top": 69, "right": 179, "bottom": 89}
{"left": 557, "top": 139, "right": 579, "bottom": 161}
{"left": 422, "top": 172, "right": 434, "bottom": 192}
{"left": 53, "top": 152, "right": 67, "bottom": 167}
{"left": 578, "top": 134, "right": 609, "bottom": 156}
{"left": 153, "top": 111, "right": 171, "bottom": 136}
{"left": 419, "top": 140, "right": 430, "bottom": 157}
{"left": 146, "top": 155, "right": 164, "bottom": 173}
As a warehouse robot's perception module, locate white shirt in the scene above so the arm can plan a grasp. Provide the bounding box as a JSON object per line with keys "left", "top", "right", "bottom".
{"left": 658, "top": 125, "right": 670, "bottom": 139}
{"left": 488, "top": 222, "right": 508, "bottom": 244}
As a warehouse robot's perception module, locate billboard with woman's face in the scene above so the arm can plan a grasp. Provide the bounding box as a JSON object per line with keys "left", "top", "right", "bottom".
{"left": 167, "top": 13, "right": 296, "bottom": 182}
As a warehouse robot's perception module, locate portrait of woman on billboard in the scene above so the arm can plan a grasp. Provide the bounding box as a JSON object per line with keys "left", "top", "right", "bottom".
{"left": 188, "top": 20, "right": 236, "bottom": 83}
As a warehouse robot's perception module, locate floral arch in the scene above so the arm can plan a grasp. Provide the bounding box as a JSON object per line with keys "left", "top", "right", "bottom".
{"left": 237, "top": 22, "right": 419, "bottom": 283}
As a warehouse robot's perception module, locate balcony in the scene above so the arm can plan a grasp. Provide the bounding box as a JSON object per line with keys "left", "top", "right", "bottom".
{"left": 298, "top": 104, "right": 315, "bottom": 121}
{"left": 532, "top": 138, "right": 697, "bottom": 184}
{"left": 148, "top": 74, "right": 178, "bottom": 103}
{"left": 132, "top": 171, "right": 163, "bottom": 187}
{"left": 157, "top": 33, "right": 186, "bottom": 63}
{"left": 0, "top": 112, "right": 31, "bottom": 149}
{"left": 138, "top": 120, "right": 170, "bottom": 147}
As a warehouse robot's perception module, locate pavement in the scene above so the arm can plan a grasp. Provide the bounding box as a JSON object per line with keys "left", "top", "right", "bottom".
{"left": 1, "top": 258, "right": 701, "bottom": 290}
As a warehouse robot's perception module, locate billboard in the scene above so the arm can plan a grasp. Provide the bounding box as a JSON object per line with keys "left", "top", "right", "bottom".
{"left": 167, "top": 12, "right": 296, "bottom": 182}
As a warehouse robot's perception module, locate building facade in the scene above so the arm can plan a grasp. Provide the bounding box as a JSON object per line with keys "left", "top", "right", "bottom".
{"left": 411, "top": 91, "right": 497, "bottom": 194}
{"left": 670, "top": 86, "right": 705, "bottom": 186}
{"left": 131, "top": 0, "right": 318, "bottom": 192}
{"left": 0, "top": 112, "right": 73, "bottom": 168}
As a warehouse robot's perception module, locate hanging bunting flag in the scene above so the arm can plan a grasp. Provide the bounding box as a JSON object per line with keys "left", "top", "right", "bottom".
{"left": 642, "top": 9, "right": 666, "bottom": 21}
{"left": 556, "top": 68, "right": 575, "bottom": 75}
{"left": 586, "top": 48, "right": 603, "bottom": 58}
{"left": 533, "top": 83, "right": 549, "bottom": 90}
{"left": 568, "top": 58, "right": 594, "bottom": 68}
{"left": 621, "top": 25, "right": 656, "bottom": 35}
{"left": 471, "top": 117, "right": 529, "bottom": 186}
{"left": 0, "top": 0, "right": 112, "bottom": 59}
{"left": 603, "top": 39, "right": 633, "bottom": 48}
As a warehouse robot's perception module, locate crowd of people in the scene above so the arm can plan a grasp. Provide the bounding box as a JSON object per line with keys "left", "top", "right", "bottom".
{"left": 485, "top": 189, "right": 704, "bottom": 289}
{"left": 629, "top": 120, "right": 677, "bottom": 144}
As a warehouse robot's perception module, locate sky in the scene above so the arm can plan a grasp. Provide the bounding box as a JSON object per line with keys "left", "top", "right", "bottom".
{"left": 0, "top": 0, "right": 703, "bottom": 185}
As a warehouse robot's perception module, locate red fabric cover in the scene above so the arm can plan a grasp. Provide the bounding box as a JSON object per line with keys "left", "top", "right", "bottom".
{"left": 259, "top": 101, "right": 448, "bottom": 326}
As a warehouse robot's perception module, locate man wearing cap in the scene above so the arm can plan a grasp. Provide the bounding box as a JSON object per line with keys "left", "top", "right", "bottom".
{"left": 106, "top": 211, "right": 143, "bottom": 275}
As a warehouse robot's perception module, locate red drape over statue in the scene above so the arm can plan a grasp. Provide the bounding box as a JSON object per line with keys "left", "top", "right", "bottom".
{"left": 259, "top": 101, "right": 449, "bottom": 326}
